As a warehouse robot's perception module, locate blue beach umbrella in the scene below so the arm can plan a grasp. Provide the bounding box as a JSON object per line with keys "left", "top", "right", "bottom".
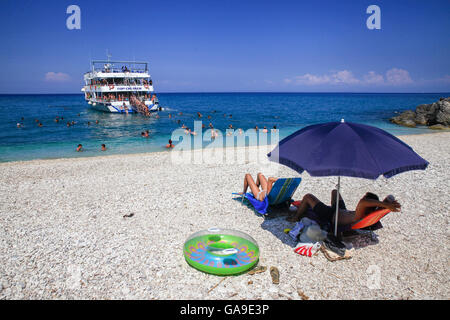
{"left": 267, "top": 120, "right": 429, "bottom": 235}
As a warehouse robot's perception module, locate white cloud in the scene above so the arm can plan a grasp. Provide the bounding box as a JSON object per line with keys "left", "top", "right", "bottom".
{"left": 363, "top": 71, "right": 384, "bottom": 84}
{"left": 284, "top": 68, "right": 415, "bottom": 87}
{"left": 385, "top": 68, "right": 413, "bottom": 85}
{"left": 44, "top": 72, "right": 71, "bottom": 82}
{"left": 285, "top": 70, "right": 359, "bottom": 85}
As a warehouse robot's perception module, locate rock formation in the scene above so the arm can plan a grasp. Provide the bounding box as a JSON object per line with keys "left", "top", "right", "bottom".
{"left": 390, "top": 97, "right": 450, "bottom": 129}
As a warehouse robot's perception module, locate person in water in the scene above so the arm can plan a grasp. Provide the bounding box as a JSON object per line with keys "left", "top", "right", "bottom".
{"left": 239, "top": 173, "right": 278, "bottom": 201}
{"left": 101, "top": 144, "right": 107, "bottom": 151}
{"left": 166, "top": 139, "right": 174, "bottom": 148}
{"left": 287, "top": 191, "right": 401, "bottom": 224}
{"left": 76, "top": 144, "right": 83, "bottom": 152}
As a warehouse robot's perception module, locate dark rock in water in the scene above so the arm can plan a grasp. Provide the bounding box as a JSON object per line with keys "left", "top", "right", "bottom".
{"left": 390, "top": 97, "right": 450, "bottom": 129}
{"left": 390, "top": 110, "right": 416, "bottom": 127}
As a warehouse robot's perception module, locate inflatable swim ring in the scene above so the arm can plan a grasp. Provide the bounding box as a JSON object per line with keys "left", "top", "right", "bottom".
{"left": 183, "top": 228, "right": 260, "bottom": 276}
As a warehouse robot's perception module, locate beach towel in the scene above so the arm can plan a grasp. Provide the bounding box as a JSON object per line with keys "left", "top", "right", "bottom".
{"left": 242, "top": 192, "right": 269, "bottom": 215}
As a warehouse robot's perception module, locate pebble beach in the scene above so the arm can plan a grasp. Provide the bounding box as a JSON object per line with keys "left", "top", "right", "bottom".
{"left": 0, "top": 131, "right": 449, "bottom": 300}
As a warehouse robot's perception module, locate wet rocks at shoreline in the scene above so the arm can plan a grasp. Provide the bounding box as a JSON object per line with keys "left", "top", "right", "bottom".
{"left": 390, "top": 97, "right": 450, "bottom": 130}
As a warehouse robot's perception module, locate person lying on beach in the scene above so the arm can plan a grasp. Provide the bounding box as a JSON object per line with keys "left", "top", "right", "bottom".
{"left": 238, "top": 173, "right": 278, "bottom": 202}
{"left": 287, "top": 190, "right": 401, "bottom": 224}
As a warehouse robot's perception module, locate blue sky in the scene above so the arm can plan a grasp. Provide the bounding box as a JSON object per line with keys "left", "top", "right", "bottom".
{"left": 0, "top": 0, "right": 449, "bottom": 93}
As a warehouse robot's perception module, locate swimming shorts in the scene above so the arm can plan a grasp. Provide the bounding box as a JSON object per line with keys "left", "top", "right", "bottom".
{"left": 312, "top": 199, "right": 351, "bottom": 225}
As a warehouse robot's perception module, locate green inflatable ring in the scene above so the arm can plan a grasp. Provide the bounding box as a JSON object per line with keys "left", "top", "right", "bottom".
{"left": 183, "top": 228, "right": 260, "bottom": 276}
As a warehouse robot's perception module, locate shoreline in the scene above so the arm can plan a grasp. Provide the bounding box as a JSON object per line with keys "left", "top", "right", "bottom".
{"left": 0, "top": 131, "right": 448, "bottom": 299}
{"left": 1, "top": 130, "right": 447, "bottom": 166}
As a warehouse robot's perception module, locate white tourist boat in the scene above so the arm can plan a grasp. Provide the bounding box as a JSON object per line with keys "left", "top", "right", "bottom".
{"left": 81, "top": 59, "right": 160, "bottom": 114}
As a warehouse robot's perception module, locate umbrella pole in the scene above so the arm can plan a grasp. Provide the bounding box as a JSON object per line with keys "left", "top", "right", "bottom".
{"left": 334, "top": 176, "right": 340, "bottom": 236}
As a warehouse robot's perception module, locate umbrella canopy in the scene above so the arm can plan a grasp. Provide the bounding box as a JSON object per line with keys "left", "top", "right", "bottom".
{"left": 267, "top": 120, "right": 429, "bottom": 236}
{"left": 268, "top": 121, "right": 428, "bottom": 180}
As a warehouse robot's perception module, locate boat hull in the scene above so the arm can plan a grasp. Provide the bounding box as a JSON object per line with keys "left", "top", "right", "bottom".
{"left": 88, "top": 102, "right": 159, "bottom": 113}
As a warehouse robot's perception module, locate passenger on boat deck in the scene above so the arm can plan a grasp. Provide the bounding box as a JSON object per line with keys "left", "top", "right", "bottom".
{"left": 181, "top": 124, "right": 187, "bottom": 129}
{"left": 207, "top": 115, "right": 212, "bottom": 120}
{"left": 262, "top": 126, "right": 268, "bottom": 133}
{"left": 272, "top": 125, "right": 277, "bottom": 132}
{"left": 67, "top": 122, "right": 71, "bottom": 127}
{"left": 16, "top": 123, "right": 22, "bottom": 128}
{"left": 76, "top": 144, "right": 83, "bottom": 152}
{"left": 101, "top": 144, "right": 107, "bottom": 151}
{"left": 229, "top": 124, "right": 234, "bottom": 129}
{"left": 209, "top": 122, "right": 214, "bottom": 128}
{"left": 239, "top": 173, "right": 278, "bottom": 202}
{"left": 287, "top": 191, "right": 401, "bottom": 224}
{"left": 189, "top": 129, "right": 197, "bottom": 135}
{"left": 197, "top": 112, "right": 202, "bottom": 118}
{"left": 238, "top": 128, "right": 243, "bottom": 135}
{"left": 38, "top": 122, "right": 43, "bottom": 127}
{"left": 255, "top": 125, "right": 259, "bottom": 131}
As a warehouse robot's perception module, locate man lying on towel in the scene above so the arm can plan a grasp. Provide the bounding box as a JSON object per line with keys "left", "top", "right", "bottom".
{"left": 287, "top": 190, "right": 401, "bottom": 225}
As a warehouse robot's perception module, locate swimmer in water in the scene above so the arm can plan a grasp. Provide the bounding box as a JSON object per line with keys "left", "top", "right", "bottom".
{"left": 101, "top": 144, "right": 107, "bottom": 151}
{"left": 76, "top": 144, "right": 83, "bottom": 152}
{"left": 166, "top": 139, "right": 174, "bottom": 148}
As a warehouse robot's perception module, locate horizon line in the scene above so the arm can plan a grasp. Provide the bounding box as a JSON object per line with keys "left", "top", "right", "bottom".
{"left": 1, "top": 91, "right": 449, "bottom": 95}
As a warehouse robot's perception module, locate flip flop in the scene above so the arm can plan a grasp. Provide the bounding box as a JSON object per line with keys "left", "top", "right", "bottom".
{"left": 270, "top": 267, "right": 280, "bottom": 285}
{"left": 247, "top": 265, "right": 267, "bottom": 275}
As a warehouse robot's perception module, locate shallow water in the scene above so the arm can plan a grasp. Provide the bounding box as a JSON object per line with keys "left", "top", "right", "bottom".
{"left": 0, "top": 92, "right": 446, "bottom": 162}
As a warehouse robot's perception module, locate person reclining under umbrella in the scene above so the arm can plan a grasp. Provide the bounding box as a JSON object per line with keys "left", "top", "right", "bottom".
{"left": 287, "top": 190, "right": 401, "bottom": 225}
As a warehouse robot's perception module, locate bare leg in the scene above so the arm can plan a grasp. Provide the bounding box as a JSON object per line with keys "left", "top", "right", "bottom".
{"left": 287, "top": 193, "right": 320, "bottom": 222}
{"left": 256, "top": 173, "right": 268, "bottom": 192}
{"left": 242, "top": 174, "right": 264, "bottom": 201}
{"left": 330, "top": 189, "right": 343, "bottom": 207}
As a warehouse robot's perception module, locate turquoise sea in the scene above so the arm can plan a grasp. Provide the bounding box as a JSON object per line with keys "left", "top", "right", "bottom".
{"left": 0, "top": 93, "right": 447, "bottom": 162}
